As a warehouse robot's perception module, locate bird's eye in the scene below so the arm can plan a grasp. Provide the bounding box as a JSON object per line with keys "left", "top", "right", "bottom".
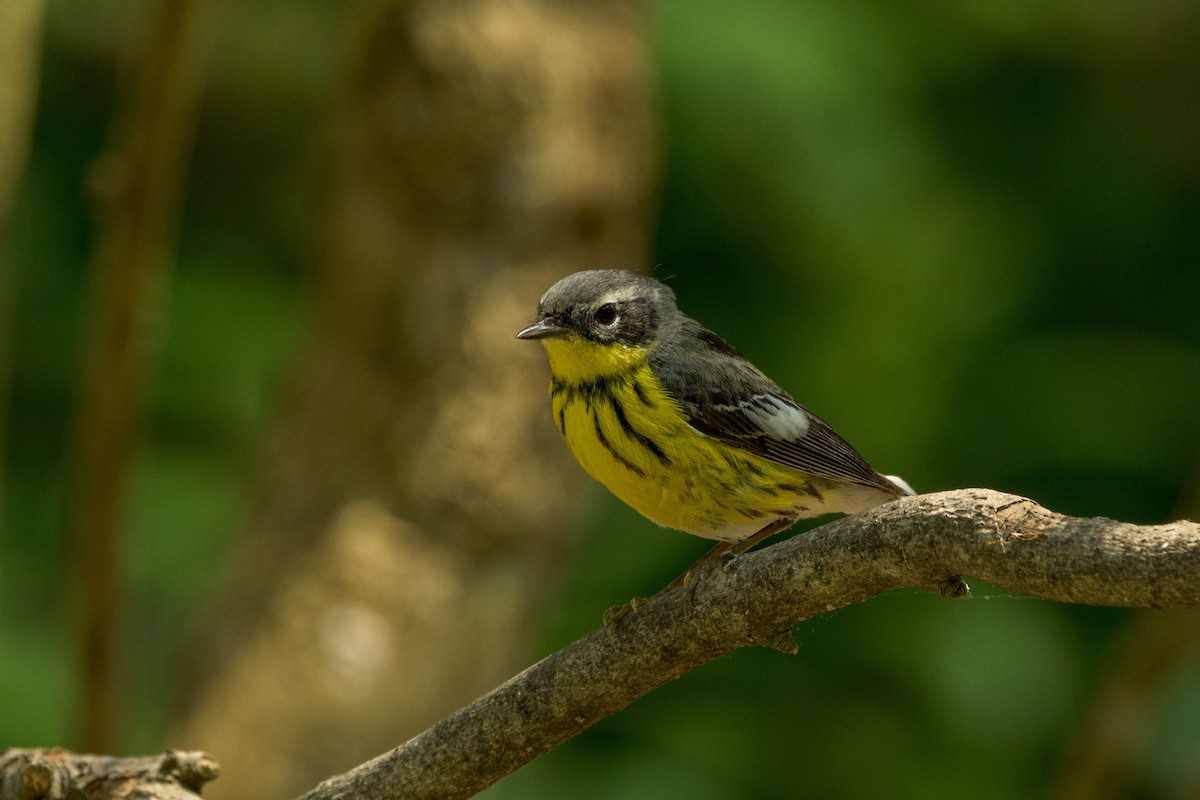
{"left": 594, "top": 303, "right": 618, "bottom": 325}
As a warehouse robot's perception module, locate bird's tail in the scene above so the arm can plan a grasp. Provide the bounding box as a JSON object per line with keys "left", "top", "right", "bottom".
{"left": 884, "top": 474, "right": 916, "bottom": 496}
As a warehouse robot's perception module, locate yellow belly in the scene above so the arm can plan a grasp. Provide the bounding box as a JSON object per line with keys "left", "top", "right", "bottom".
{"left": 547, "top": 356, "right": 819, "bottom": 541}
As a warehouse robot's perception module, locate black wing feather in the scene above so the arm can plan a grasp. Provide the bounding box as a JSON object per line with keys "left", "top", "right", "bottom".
{"left": 650, "top": 319, "right": 898, "bottom": 493}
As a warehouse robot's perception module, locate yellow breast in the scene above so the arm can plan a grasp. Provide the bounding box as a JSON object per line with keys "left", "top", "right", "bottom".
{"left": 542, "top": 338, "right": 815, "bottom": 541}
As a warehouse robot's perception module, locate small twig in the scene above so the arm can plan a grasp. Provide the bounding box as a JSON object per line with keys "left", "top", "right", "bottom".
{"left": 0, "top": 749, "right": 219, "bottom": 800}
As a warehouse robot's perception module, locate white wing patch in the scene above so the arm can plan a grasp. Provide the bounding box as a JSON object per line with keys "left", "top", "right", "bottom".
{"left": 719, "top": 394, "right": 810, "bottom": 441}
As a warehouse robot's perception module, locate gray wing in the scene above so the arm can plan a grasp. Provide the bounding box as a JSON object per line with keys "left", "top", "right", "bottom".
{"left": 650, "top": 322, "right": 899, "bottom": 492}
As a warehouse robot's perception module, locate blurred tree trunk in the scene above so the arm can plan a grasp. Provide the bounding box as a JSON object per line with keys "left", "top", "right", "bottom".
{"left": 68, "top": 0, "right": 208, "bottom": 752}
{"left": 0, "top": 0, "right": 44, "bottom": 532}
{"left": 0, "top": 0, "right": 42, "bottom": 226}
{"left": 170, "top": 1, "right": 655, "bottom": 798}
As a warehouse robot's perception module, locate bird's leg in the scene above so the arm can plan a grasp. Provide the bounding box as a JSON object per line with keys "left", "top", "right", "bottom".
{"left": 604, "top": 516, "right": 798, "bottom": 628}
{"left": 666, "top": 540, "right": 737, "bottom": 591}
{"left": 679, "top": 515, "right": 796, "bottom": 604}
{"left": 729, "top": 515, "right": 797, "bottom": 555}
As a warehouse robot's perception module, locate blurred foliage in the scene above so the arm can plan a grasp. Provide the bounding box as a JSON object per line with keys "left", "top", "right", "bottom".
{"left": 3, "top": 0, "right": 1199, "bottom": 798}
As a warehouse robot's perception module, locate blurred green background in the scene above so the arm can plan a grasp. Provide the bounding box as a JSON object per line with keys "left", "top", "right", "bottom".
{"left": 4, "top": 1, "right": 1199, "bottom": 798}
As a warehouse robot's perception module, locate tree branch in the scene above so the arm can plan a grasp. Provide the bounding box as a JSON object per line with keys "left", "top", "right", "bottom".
{"left": 0, "top": 749, "right": 218, "bottom": 800}
{"left": 294, "top": 489, "right": 1200, "bottom": 800}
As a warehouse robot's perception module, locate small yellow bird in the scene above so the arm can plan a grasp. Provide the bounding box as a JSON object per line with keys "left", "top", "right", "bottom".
{"left": 518, "top": 270, "right": 913, "bottom": 622}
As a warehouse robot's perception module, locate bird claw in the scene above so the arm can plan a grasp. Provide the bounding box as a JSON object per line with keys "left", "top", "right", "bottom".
{"left": 603, "top": 595, "right": 648, "bottom": 628}
{"left": 681, "top": 552, "right": 737, "bottom": 602}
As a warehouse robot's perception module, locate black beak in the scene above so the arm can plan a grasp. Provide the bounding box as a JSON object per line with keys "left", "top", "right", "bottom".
{"left": 516, "top": 319, "right": 571, "bottom": 340}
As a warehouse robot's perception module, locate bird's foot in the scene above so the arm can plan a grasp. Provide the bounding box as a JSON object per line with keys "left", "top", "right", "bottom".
{"left": 603, "top": 595, "right": 649, "bottom": 628}
{"left": 681, "top": 551, "right": 737, "bottom": 604}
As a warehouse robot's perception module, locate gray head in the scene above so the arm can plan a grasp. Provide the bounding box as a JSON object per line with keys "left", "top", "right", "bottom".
{"left": 516, "top": 270, "right": 678, "bottom": 346}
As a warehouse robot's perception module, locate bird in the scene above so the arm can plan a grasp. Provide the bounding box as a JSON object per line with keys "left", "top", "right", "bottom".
{"left": 517, "top": 269, "right": 914, "bottom": 624}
